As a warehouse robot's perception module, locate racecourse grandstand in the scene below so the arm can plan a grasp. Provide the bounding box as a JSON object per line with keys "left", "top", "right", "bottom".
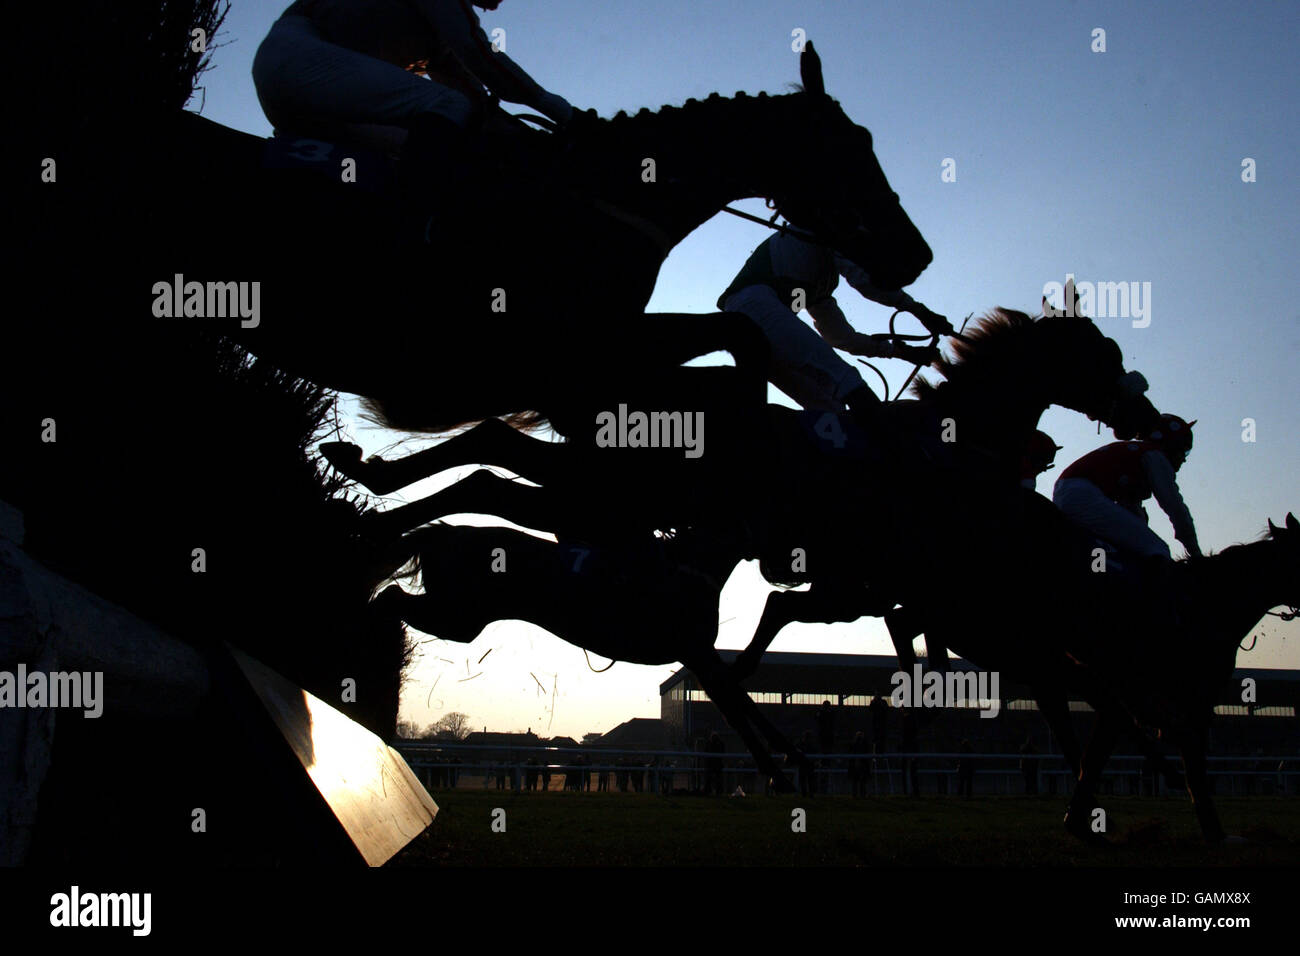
{"left": 660, "top": 650, "right": 1300, "bottom": 793}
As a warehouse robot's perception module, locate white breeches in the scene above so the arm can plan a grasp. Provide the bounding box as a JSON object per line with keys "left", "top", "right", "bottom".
{"left": 1052, "top": 477, "right": 1171, "bottom": 559}
{"left": 252, "top": 13, "right": 475, "bottom": 144}
{"left": 722, "top": 285, "right": 865, "bottom": 412}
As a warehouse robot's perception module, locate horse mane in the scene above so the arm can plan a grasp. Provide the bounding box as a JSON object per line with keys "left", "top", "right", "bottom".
{"left": 589, "top": 89, "right": 831, "bottom": 143}
{"left": 910, "top": 308, "right": 1039, "bottom": 399}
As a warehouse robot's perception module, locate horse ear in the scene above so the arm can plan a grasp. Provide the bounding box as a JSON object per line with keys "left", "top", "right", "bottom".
{"left": 1287, "top": 512, "right": 1298, "bottom": 533}
{"left": 1064, "top": 277, "right": 1083, "bottom": 318}
{"left": 800, "top": 41, "right": 825, "bottom": 97}
{"left": 1269, "top": 518, "right": 1281, "bottom": 537}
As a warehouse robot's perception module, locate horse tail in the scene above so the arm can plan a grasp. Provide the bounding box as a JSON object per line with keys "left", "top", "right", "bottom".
{"left": 359, "top": 395, "right": 550, "bottom": 436}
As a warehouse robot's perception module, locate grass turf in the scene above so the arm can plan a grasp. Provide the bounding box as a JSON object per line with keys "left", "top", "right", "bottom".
{"left": 390, "top": 790, "right": 1300, "bottom": 866}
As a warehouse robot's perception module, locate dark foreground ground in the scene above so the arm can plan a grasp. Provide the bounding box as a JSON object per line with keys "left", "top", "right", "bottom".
{"left": 391, "top": 791, "right": 1300, "bottom": 866}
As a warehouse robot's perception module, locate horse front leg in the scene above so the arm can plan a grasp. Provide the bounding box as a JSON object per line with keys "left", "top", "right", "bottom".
{"left": 641, "top": 312, "right": 771, "bottom": 389}
{"left": 689, "top": 651, "right": 796, "bottom": 793}
{"left": 732, "top": 590, "right": 801, "bottom": 681}
{"left": 1065, "top": 711, "right": 1122, "bottom": 844}
{"left": 1036, "top": 690, "right": 1081, "bottom": 779}
{"left": 734, "top": 585, "right": 888, "bottom": 680}
{"left": 885, "top": 605, "right": 923, "bottom": 673}
{"left": 1176, "top": 725, "right": 1227, "bottom": 844}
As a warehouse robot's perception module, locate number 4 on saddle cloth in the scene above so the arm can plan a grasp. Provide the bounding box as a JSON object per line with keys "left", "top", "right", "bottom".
{"left": 798, "top": 409, "right": 953, "bottom": 467}
{"left": 801, "top": 410, "right": 880, "bottom": 460}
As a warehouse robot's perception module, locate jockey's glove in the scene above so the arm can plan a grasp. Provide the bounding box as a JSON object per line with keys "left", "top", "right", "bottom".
{"left": 537, "top": 92, "right": 574, "bottom": 127}
{"left": 906, "top": 303, "right": 953, "bottom": 336}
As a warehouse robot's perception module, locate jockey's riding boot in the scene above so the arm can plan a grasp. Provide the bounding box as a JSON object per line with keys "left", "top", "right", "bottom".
{"left": 844, "top": 383, "right": 883, "bottom": 422}
{"left": 846, "top": 386, "right": 932, "bottom": 468}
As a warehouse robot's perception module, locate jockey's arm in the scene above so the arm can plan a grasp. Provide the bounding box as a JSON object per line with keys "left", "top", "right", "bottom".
{"left": 1142, "top": 450, "right": 1202, "bottom": 557}
{"left": 416, "top": 0, "right": 572, "bottom": 124}
{"left": 837, "top": 254, "right": 952, "bottom": 337}
{"left": 806, "top": 297, "right": 895, "bottom": 358}
{"left": 834, "top": 254, "right": 915, "bottom": 311}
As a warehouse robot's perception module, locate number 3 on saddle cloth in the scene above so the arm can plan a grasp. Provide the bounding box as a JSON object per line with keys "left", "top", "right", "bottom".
{"left": 262, "top": 134, "right": 399, "bottom": 196}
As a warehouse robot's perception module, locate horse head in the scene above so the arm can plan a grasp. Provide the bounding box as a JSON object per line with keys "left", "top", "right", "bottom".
{"left": 1266, "top": 512, "right": 1300, "bottom": 618}
{"left": 1030, "top": 312, "right": 1162, "bottom": 439}
{"left": 774, "top": 42, "right": 933, "bottom": 291}
{"left": 1120, "top": 512, "right": 1300, "bottom": 736}
{"left": 914, "top": 308, "right": 1161, "bottom": 446}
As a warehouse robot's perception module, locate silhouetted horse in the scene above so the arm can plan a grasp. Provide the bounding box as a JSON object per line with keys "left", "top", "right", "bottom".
{"left": 373, "top": 523, "right": 812, "bottom": 790}
{"left": 910, "top": 504, "right": 1299, "bottom": 843}
{"left": 59, "top": 44, "right": 930, "bottom": 436}
{"left": 326, "top": 308, "right": 1160, "bottom": 637}
{"left": 325, "top": 309, "right": 1160, "bottom": 782}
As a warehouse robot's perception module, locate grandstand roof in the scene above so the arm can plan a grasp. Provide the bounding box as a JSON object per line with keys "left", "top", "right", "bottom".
{"left": 660, "top": 650, "right": 1300, "bottom": 708}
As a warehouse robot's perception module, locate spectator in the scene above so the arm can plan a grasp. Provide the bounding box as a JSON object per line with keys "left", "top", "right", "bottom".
{"left": 816, "top": 701, "right": 836, "bottom": 755}
{"left": 798, "top": 731, "right": 817, "bottom": 797}
{"left": 957, "top": 739, "right": 974, "bottom": 799}
{"left": 901, "top": 711, "right": 920, "bottom": 797}
{"left": 868, "top": 695, "right": 890, "bottom": 793}
{"left": 849, "top": 731, "right": 869, "bottom": 798}
{"left": 706, "top": 731, "right": 725, "bottom": 796}
{"left": 1019, "top": 737, "right": 1040, "bottom": 796}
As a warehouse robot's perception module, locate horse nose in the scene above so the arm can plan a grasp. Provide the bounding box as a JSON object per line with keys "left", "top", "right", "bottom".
{"left": 875, "top": 238, "right": 932, "bottom": 290}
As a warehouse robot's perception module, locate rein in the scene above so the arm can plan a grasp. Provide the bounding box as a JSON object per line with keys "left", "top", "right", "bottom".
{"left": 1241, "top": 607, "right": 1299, "bottom": 651}
{"left": 860, "top": 311, "right": 975, "bottom": 403}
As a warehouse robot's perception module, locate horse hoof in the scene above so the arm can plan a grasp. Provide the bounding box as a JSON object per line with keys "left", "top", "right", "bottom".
{"left": 321, "top": 441, "right": 364, "bottom": 474}
{"left": 1063, "top": 813, "right": 1110, "bottom": 846}
{"left": 770, "top": 775, "right": 796, "bottom": 795}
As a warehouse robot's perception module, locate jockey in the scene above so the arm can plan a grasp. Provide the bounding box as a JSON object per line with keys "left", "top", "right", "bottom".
{"left": 252, "top": 0, "right": 574, "bottom": 159}
{"left": 717, "top": 229, "right": 951, "bottom": 416}
{"left": 1019, "top": 429, "right": 1062, "bottom": 491}
{"left": 1052, "top": 414, "right": 1202, "bottom": 560}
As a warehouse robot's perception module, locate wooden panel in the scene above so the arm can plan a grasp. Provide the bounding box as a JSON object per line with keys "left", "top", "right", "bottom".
{"left": 230, "top": 646, "right": 437, "bottom": 867}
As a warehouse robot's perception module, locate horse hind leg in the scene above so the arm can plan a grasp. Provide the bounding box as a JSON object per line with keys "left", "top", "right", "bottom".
{"left": 371, "top": 584, "right": 483, "bottom": 644}
{"left": 364, "top": 468, "right": 571, "bottom": 539}
{"left": 380, "top": 525, "right": 568, "bottom": 643}
{"left": 323, "top": 416, "right": 565, "bottom": 494}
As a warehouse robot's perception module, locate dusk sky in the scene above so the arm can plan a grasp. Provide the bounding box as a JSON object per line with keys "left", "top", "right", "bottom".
{"left": 196, "top": 1, "right": 1298, "bottom": 738}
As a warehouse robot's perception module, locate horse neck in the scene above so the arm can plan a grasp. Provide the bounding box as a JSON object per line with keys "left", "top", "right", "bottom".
{"left": 579, "top": 93, "right": 827, "bottom": 249}
{"left": 922, "top": 373, "right": 1049, "bottom": 471}
{"left": 1188, "top": 541, "right": 1286, "bottom": 641}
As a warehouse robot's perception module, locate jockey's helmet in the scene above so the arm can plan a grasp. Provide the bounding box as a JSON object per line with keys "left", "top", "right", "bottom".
{"left": 1147, "top": 414, "right": 1195, "bottom": 453}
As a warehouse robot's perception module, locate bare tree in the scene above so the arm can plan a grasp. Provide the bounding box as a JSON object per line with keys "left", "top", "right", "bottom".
{"left": 431, "top": 712, "right": 472, "bottom": 741}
